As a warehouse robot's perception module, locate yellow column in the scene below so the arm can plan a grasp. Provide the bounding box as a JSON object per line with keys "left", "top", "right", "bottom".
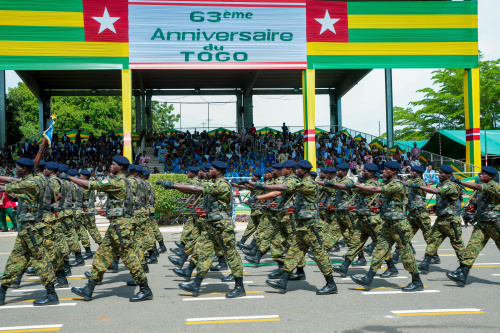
{"left": 302, "top": 69, "right": 316, "bottom": 170}
{"left": 122, "top": 69, "right": 133, "bottom": 162}
{"left": 463, "top": 68, "right": 481, "bottom": 172}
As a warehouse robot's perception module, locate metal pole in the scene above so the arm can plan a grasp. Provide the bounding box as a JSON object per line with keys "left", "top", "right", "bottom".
{"left": 0, "top": 70, "right": 5, "bottom": 148}
{"left": 180, "top": 103, "right": 182, "bottom": 131}
{"left": 485, "top": 126, "right": 488, "bottom": 166}
{"left": 438, "top": 105, "right": 443, "bottom": 165}
{"left": 385, "top": 68, "right": 394, "bottom": 147}
{"left": 208, "top": 103, "right": 210, "bottom": 132}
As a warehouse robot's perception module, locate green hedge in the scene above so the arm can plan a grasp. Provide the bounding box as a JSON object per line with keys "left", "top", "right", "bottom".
{"left": 148, "top": 173, "right": 189, "bottom": 217}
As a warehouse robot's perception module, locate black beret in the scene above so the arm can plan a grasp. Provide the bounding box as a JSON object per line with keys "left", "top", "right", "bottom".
{"left": 134, "top": 166, "right": 143, "bottom": 173}
{"left": 385, "top": 161, "right": 401, "bottom": 170}
{"left": 271, "top": 163, "right": 283, "bottom": 169}
{"left": 46, "top": 162, "right": 59, "bottom": 170}
{"left": 81, "top": 170, "right": 91, "bottom": 176}
{"left": 336, "top": 163, "right": 349, "bottom": 170}
{"left": 113, "top": 155, "right": 130, "bottom": 166}
{"left": 58, "top": 164, "right": 69, "bottom": 172}
{"left": 482, "top": 166, "right": 498, "bottom": 175}
{"left": 68, "top": 169, "right": 79, "bottom": 176}
{"left": 205, "top": 163, "right": 212, "bottom": 169}
{"left": 310, "top": 171, "right": 317, "bottom": 177}
{"left": 253, "top": 171, "right": 263, "bottom": 177}
{"left": 327, "top": 166, "right": 337, "bottom": 173}
{"left": 297, "top": 160, "right": 312, "bottom": 169}
{"left": 187, "top": 166, "right": 199, "bottom": 173}
{"left": 364, "top": 163, "right": 378, "bottom": 172}
{"left": 16, "top": 158, "right": 34, "bottom": 167}
{"left": 411, "top": 165, "right": 425, "bottom": 173}
{"left": 265, "top": 167, "right": 273, "bottom": 173}
{"left": 212, "top": 161, "right": 228, "bottom": 170}
{"left": 439, "top": 165, "right": 454, "bottom": 174}
{"left": 143, "top": 170, "right": 151, "bottom": 176}
{"left": 375, "top": 172, "right": 380, "bottom": 178}
{"left": 282, "top": 160, "right": 297, "bottom": 168}
{"left": 38, "top": 160, "right": 46, "bottom": 168}
{"left": 128, "top": 164, "right": 136, "bottom": 171}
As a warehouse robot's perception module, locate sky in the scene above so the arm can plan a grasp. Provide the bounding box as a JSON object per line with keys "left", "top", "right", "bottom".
{"left": 5, "top": 0, "right": 500, "bottom": 137}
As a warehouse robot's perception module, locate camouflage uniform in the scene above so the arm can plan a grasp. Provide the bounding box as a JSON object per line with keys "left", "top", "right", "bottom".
{"left": 88, "top": 175, "right": 146, "bottom": 283}
{"left": 82, "top": 189, "right": 102, "bottom": 244}
{"left": 244, "top": 187, "right": 263, "bottom": 243}
{"left": 179, "top": 178, "right": 201, "bottom": 248}
{"left": 317, "top": 183, "right": 340, "bottom": 251}
{"left": 144, "top": 181, "right": 163, "bottom": 243}
{"left": 1, "top": 175, "right": 56, "bottom": 287}
{"left": 370, "top": 178, "right": 419, "bottom": 273}
{"left": 127, "top": 174, "right": 148, "bottom": 265}
{"left": 137, "top": 177, "right": 155, "bottom": 252}
{"left": 424, "top": 179, "right": 465, "bottom": 259}
{"left": 193, "top": 177, "right": 243, "bottom": 278}
{"left": 461, "top": 181, "right": 500, "bottom": 267}
{"left": 282, "top": 176, "right": 333, "bottom": 277}
{"left": 334, "top": 176, "right": 356, "bottom": 248}
{"left": 72, "top": 183, "right": 91, "bottom": 248}
{"left": 407, "top": 178, "right": 432, "bottom": 241}
{"left": 255, "top": 178, "right": 275, "bottom": 254}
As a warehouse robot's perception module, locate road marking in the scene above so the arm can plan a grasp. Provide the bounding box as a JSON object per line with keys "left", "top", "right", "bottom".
{"left": 492, "top": 274, "right": 500, "bottom": 276}
{"left": 0, "top": 253, "right": 10, "bottom": 254}
{"left": 362, "top": 290, "right": 440, "bottom": 295}
{"left": 26, "top": 277, "right": 85, "bottom": 281}
{"left": 391, "top": 308, "right": 484, "bottom": 316}
{"left": 182, "top": 295, "right": 264, "bottom": 301}
{"left": 12, "top": 288, "right": 71, "bottom": 293}
{"left": 182, "top": 291, "right": 262, "bottom": 296}
{"left": 186, "top": 315, "right": 280, "bottom": 325}
{"left": 341, "top": 276, "right": 408, "bottom": 281}
{"left": 356, "top": 286, "right": 427, "bottom": 290}
{"left": 27, "top": 275, "right": 85, "bottom": 280}
{"left": 473, "top": 263, "right": 500, "bottom": 265}
{"left": 0, "top": 324, "right": 63, "bottom": 332}
{"left": 0, "top": 303, "right": 77, "bottom": 310}
{"left": 201, "top": 281, "right": 253, "bottom": 285}
{"left": 6, "top": 298, "right": 82, "bottom": 304}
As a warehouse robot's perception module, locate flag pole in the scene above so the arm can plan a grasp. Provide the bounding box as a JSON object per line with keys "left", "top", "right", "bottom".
{"left": 34, "top": 138, "right": 48, "bottom": 166}
{"left": 35, "top": 113, "right": 56, "bottom": 166}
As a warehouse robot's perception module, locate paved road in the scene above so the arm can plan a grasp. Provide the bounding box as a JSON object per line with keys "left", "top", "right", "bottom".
{"left": 0, "top": 225, "right": 499, "bottom": 333}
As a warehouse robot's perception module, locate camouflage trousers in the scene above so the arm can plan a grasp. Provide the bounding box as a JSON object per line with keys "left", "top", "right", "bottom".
{"left": 193, "top": 219, "right": 243, "bottom": 279}
{"left": 425, "top": 215, "right": 465, "bottom": 260}
{"left": 322, "top": 211, "right": 342, "bottom": 251}
{"left": 256, "top": 213, "right": 273, "bottom": 254}
{"left": 58, "top": 215, "right": 81, "bottom": 254}
{"left": 283, "top": 220, "right": 333, "bottom": 277}
{"left": 271, "top": 214, "right": 294, "bottom": 262}
{"left": 461, "top": 222, "right": 500, "bottom": 268}
{"left": 52, "top": 221, "right": 71, "bottom": 262}
{"left": 81, "top": 214, "right": 102, "bottom": 245}
{"left": 44, "top": 221, "right": 66, "bottom": 271}
{"left": 149, "top": 214, "right": 164, "bottom": 242}
{"left": 242, "top": 212, "right": 261, "bottom": 239}
{"left": 180, "top": 216, "right": 199, "bottom": 246}
{"left": 133, "top": 221, "right": 148, "bottom": 265}
{"left": 346, "top": 215, "right": 392, "bottom": 262}
{"left": 371, "top": 219, "right": 419, "bottom": 273}
{"left": 1, "top": 223, "right": 56, "bottom": 287}
{"left": 335, "top": 212, "right": 356, "bottom": 248}
{"left": 74, "top": 214, "right": 91, "bottom": 248}
{"left": 407, "top": 210, "right": 432, "bottom": 242}
{"left": 90, "top": 218, "right": 146, "bottom": 283}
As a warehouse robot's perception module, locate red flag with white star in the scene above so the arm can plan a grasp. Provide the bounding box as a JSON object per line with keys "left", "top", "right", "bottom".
{"left": 83, "top": 0, "right": 128, "bottom": 42}
{"left": 307, "top": 0, "right": 348, "bottom": 43}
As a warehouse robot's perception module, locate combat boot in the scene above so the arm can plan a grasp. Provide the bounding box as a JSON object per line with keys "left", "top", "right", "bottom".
{"left": 392, "top": 249, "right": 400, "bottom": 263}
{"left": 158, "top": 241, "right": 167, "bottom": 254}
{"left": 148, "top": 250, "right": 158, "bottom": 264}
{"left": 289, "top": 267, "right": 306, "bottom": 281}
{"left": 129, "top": 279, "right": 153, "bottom": 302}
{"left": 0, "top": 284, "right": 7, "bottom": 306}
{"left": 418, "top": 255, "right": 431, "bottom": 274}
{"left": 179, "top": 275, "right": 203, "bottom": 297}
{"left": 226, "top": 277, "right": 246, "bottom": 298}
{"left": 446, "top": 265, "right": 469, "bottom": 287}
{"left": 82, "top": 247, "right": 93, "bottom": 260}
{"left": 54, "top": 270, "right": 69, "bottom": 288}
{"left": 170, "top": 247, "right": 184, "bottom": 257}
{"left": 25, "top": 266, "right": 36, "bottom": 276}
{"left": 245, "top": 249, "right": 264, "bottom": 267}
{"left": 108, "top": 257, "right": 119, "bottom": 273}
{"left": 333, "top": 258, "right": 351, "bottom": 277}
{"left": 236, "top": 236, "right": 248, "bottom": 250}
{"left": 33, "top": 284, "right": 59, "bottom": 306}
{"left": 338, "top": 239, "right": 346, "bottom": 247}
{"left": 402, "top": 273, "right": 424, "bottom": 292}
{"left": 143, "top": 264, "right": 149, "bottom": 274}
{"left": 222, "top": 274, "right": 235, "bottom": 282}
{"left": 69, "top": 251, "right": 85, "bottom": 267}
{"left": 266, "top": 272, "right": 290, "bottom": 294}
{"left": 174, "top": 241, "right": 185, "bottom": 249}
{"left": 350, "top": 268, "right": 376, "bottom": 291}
{"left": 168, "top": 255, "right": 185, "bottom": 269}
{"left": 242, "top": 246, "right": 257, "bottom": 257}
{"left": 210, "top": 256, "right": 228, "bottom": 272}
{"left": 71, "top": 278, "right": 98, "bottom": 301}
{"left": 84, "top": 271, "right": 102, "bottom": 285}
{"left": 12, "top": 272, "right": 23, "bottom": 289}
{"left": 153, "top": 245, "right": 159, "bottom": 257}
{"left": 173, "top": 262, "right": 195, "bottom": 281}
{"left": 63, "top": 261, "right": 72, "bottom": 277}
{"left": 241, "top": 239, "right": 256, "bottom": 251}
{"left": 316, "top": 275, "right": 338, "bottom": 295}
{"left": 330, "top": 243, "right": 340, "bottom": 253}
{"left": 364, "top": 243, "right": 375, "bottom": 256}
{"left": 380, "top": 260, "right": 399, "bottom": 278}
{"left": 268, "top": 261, "right": 284, "bottom": 279}
{"left": 430, "top": 254, "right": 441, "bottom": 264}
{"left": 352, "top": 253, "right": 367, "bottom": 266}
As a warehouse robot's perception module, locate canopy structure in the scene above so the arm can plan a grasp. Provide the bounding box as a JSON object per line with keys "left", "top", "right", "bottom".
{"left": 163, "top": 129, "right": 184, "bottom": 134}
{"left": 108, "top": 130, "right": 141, "bottom": 143}
{"left": 255, "top": 127, "right": 282, "bottom": 135}
{"left": 207, "top": 127, "right": 235, "bottom": 136}
{"left": 294, "top": 127, "right": 328, "bottom": 135}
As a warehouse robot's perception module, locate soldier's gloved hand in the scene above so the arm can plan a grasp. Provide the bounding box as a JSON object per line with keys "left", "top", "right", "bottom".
{"left": 157, "top": 181, "right": 175, "bottom": 189}
{"left": 324, "top": 179, "right": 334, "bottom": 186}
{"left": 450, "top": 175, "right": 461, "bottom": 185}
{"left": 247, "top": 196, "right": 258, "bottom": 204}
{"left": 254, "top": 182, "right": 266, "bottom": 189}
{"left": 410, "top": 183, "right": 421, "bottom": 189}
{"left": 59, "top": 172, "right": 70, "bottom": 180}
{"left": 345, "top": 183, "right": 357, "bottom": 189}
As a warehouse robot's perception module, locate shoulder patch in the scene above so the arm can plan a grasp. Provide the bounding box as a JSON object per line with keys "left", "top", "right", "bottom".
{"left": 100, "top": 179, "right": 109, "bottom": 185}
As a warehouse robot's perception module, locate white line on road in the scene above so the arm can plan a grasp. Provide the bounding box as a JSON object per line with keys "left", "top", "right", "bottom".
{"left": 362, "top": 290, "right": 440, "bottom": 295}
{"left": 0, "top": 303, "right": 77, "bottom": 310}
{"left": 473, "top": 263, "right": 500, "bottom": 265}
{"left": 186, "top": 315, "right": 279, "bottom": 322}
{"left": 491, "top": 274, "right": 500, "bottom": 276}
{"left": 0, "top": 324, "right": 63, "bottom": 331}
{"left": 200, "top": 281, "right": 253, "bottom": 285}
{"left": 27, "top": 275, "right": 85, "bottom": 280}
{"left": 12, "top": 287, "right": 71, "bottom": 293}
{"left": 183, "top": 296, "right": 264, "bottom": 301}
{"left": 341, "top": 276, "right": 408, "bottom": 281}
{"left": 391, "top": 308, "right": 481, "bottom": 315}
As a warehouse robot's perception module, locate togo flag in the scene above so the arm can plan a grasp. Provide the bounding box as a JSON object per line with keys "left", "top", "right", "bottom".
{"left": 43, "top": 114, "right": 56, "bottom": 146}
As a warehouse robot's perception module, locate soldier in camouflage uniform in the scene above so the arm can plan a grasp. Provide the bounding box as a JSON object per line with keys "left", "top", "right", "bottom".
{"left": 350, "top": 161, "right": 424, "bottom": 292}
{"left": 447, "top": 166, "right": 500, "bottom": 286}
{"left": 0, "top": 158, "right": 59, "bottom": 306}
{"left": 249, "top": 160, "right": 337, "bottom": 295}
{"left": 413, "top": 165, "right": 465, "bottom": 275}
{"left": 80, "top": 170, "right": 103, "bottom": 255}
{"left": 159, "top": 161, "right": 245, "bottom": 298}
{"left": 68, "top": 156, "right": 153, "bottom": 302}
{"left": 68, "top": 169, "right": 90, "bottom": 267}
{"left": 142, "top": 169, "right": 166, "bottom": 254}
{"left": 317, "top": 167, "right": 341, "bottom": 253}
{"left": 237, "top": 171, "right": 263, "bottom": 252}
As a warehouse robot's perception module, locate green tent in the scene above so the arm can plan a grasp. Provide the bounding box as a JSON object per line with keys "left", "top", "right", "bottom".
{"left": 207, "top": 127, "right": 235, "bottom": 136}
{"left": 369, "top": 138, "right": 385, "bottom": 149}
{"left": 108, "top": 131, "right": 141, "bottom": 143}
{"left": 164, "top": 129, "right": 184, "bottom": 134}
{"left": 255, "top": 127, "right": 281, "bottom": 135}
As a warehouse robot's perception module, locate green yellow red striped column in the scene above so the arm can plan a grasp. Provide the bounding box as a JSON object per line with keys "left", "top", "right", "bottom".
{"left": 464, "top": 68, "right": 481, "bottom": 171}
{"left": 302, "top": 69, "right": 316, "bottom": 171}
{"left": 122, "top": 69, "right": 132, "bottom": 163}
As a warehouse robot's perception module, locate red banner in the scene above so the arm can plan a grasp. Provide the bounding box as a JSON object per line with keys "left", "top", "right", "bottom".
{"left": 306, "top": 0, "right": 348, "bottom": 43}
{"left": 83, "top": 0, "right": 128, "bottom": 43}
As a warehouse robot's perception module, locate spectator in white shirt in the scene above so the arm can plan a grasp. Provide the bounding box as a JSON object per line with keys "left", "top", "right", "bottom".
{"left": 410, "top": 156, "right": 421, "bottom": 167}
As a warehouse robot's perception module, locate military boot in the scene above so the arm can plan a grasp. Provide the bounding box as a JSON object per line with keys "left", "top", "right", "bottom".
{"left": 63, "top": 261, "right": 72, "bottom": 277}
{"left": 245, "top": 249, "right": 264, "bottom": 267}
{"left": 108, "top": 257, "right": 119, "bottom": 273}
{"left": 333, "top": 258, "right": 351, "bottom": 277}
{"left": 392, "top": 249, "right": 400, "bottom": 263}
{"left": 418, "top": 255, "right": 431, "bottom": 274}
{"left": 307, "top": 253, "right": 315, "bottom": 261}
{"left": 0, "top": 284, "right": 8, "bottom": 306}
{"left": 69, "top": 251, "right": 85, "bottom": 267}
{"left": 350, "top": 268, "right": 376, "bottom": 291}
{"left": 446, "top": 265, "right": 469, "bottom": 287}
{"left": 352, "top": 253, "right": 367, "bottom": 266}
{"left": 169, "top": 253, "right": 187, "bottom": 269}
{"left": 402, "top": 273, "right": 424, "bottom": 292}
{"left": 289, "top": 267, "right": 306, "bottom": 281}
{"left": 148, "top": 250, "right": 158, "bottom": 264}
{"left": 179, "top": 275, "right": 203, "bottom": 297}
{"left": 25, "top": 266, "right": 36, "bottom": 276}
{"left": 129, "top": 279, "right": 153, "bottom": 302}
{"left": 153, "top": 245, "right": 160, "bottom": 257}
{"left": 170, "top": 247, "right": 184, "bottom": 257}
{"left": 12, "top": 272, "right": 24, "bottom": 289}
{"left": 54, "top": 270, "right": 69, "bottom": 288}
{"left": 236, "top": 236, "right": 248, "bottom": 250}
{"left": 222, "top": 274, "right": 235, "bottom": 282}
{"left": 241, "top": 239, "right": 256, "bottom": 251}
{"left": 210, "top": 256, "right": 228, "bottom": 272}
{"left": 430, "top": 254, "right": 441, "bottom": 264}
{"left": 226, "top": 277, "right": 246, "bottom": 298}
{"left": 173, "top": 262, "right": 195, "bottom": 281}
{"left": 82, "top": 247, "right": 93, "bottom": 260}
{"left": 364, "top": 243, "right": 375, "bottom": 256}
{"left": 33, "top": 284, "right": 59, "bottom": 306}
{"left": 174, "top": 241, "right": 185, "bottom": 249}
{"left": 338, "top": 239, "right": 346, "bottom": 247}
{"left": 316, "top": 275, "right": 338, "bottom": 295}
{"left": 143, "top": 264, "right": 149, "bottom": 274}
{"left": 71, "top": 278, "right": 98, "bottom": 301}
{"left": 84, "top": 271, "right": 102, "bottom": 285}
{"left": 158, "top": 241, "right": 167, "bottom": 254}
{"left": 266, "top": 272, "right": 290, "bottom": 294}
{"left": 330, "top": 243, "right": 340, "bottom": 253}
{"left": 242, "top": 246, "right": 257, "bottom": 257}
{"left": 380, "top": 260, "right": 399, "bottom": 278}
{"left": 268, "top": 261, "right": 284, "bottom": 279}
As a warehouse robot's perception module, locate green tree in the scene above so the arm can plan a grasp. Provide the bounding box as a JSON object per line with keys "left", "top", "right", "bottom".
{"left": 5, "top": 82, "right": 39, "bottom": 144}
{"left": 151, "top": 101, "right": 179, "bottom": 131}
{"left": 394, "top": 55, "right": 500, "bottom": 141}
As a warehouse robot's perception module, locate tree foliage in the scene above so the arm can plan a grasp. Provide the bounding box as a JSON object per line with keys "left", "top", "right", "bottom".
{"left": 151, "top": 100, "right": 180, "bottom": 131}
{"left": 394, "top": 55, "right": 500, "bottom": 141}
